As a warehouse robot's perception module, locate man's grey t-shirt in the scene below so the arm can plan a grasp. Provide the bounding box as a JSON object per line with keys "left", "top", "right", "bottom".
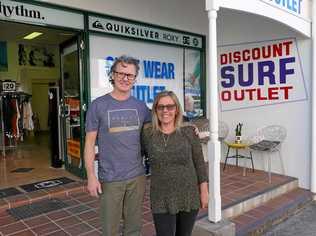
{"left": 85, "top": 94, "right": 151, "bottom": 182}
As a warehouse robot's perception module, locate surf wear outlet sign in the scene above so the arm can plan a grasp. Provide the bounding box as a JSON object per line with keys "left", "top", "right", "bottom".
{"left": 218, "top": 38, "right": 307, "bottom": 111}
{"left": 89, "top": 35, "right": 183, "bottom": 106}
{"left": 0, "top": 0, "right": 84, "bottom": 29}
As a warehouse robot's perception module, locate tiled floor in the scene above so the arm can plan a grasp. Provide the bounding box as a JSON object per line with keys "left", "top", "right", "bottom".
{"left": 0, "top": 191, "right": 102, "bottom": 236}
{"left": 0, "top": 133, "right": 80, "bottom": 188}
{"left": 0, "top": 167, "right": 296, "bottom": 236}
{"left": 220, "top": 164, "right": 295, "bottom": 209}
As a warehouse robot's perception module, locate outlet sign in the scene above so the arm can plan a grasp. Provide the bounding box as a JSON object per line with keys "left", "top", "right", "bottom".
{"left": 218, "top": 38, "right": 307, "bottom": 111}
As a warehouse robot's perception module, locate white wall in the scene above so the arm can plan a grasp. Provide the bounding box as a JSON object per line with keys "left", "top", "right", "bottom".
{"left": 39, "top": 0, "right": 208, "bottom": 34}
{"left": 218, "top": 9, "right": 312, "bottom": 188}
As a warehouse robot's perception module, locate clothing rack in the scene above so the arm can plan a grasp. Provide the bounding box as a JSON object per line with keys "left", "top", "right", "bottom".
{"left": 0, "top": 91, "right": 32, "bottom": 157}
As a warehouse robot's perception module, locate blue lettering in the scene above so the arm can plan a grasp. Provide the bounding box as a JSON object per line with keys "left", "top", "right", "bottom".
{"left": 161, "top": 63, "right": 168, "bottom": 79}
{"left": 143, "top": 60, "right": 175, "bottom": 79}
{"left": 105, "top": 56, "right": 114, "bottom": 74}
{"left": 154, "top": 61, "right": 161, "bottom": 78}
{"left": 280, "top": 57, "right": 295, "bottom": 84}
{"left": 298, "top": 0, "right": 302, "bottom": 13}
{"left": 168, "top": 63, "right": 175, "bottom": 79}
{"left": 274, "top": 0, "right": 301, "bottom": 14}
{"left": 132, "top": 85, "right": 166, "bottom": 103}
{"left": 143, "top": 61, "right": 154, "bottom": 78}
{"left": 292, "top": 0, "right": 297, "bottom": 12}
{"left": 238, "top": 63, "right": 254, "bottom": 87}
{"left": 153, "top": 86, "right": 165, "bottom": 99}
{"left": 137, "top": 85, "right": 147, "bottom": 102}
{"left": 147, "top": 85, "right": 154, "bottom": 102}
{"left": 221, "top": 66, "right": 235, "bottom": 88}
{"left": 258, "top": 61, "right": 276, "bottom": 85}
{"left": 220, "top": 58, "right": 295, "bottom": 89}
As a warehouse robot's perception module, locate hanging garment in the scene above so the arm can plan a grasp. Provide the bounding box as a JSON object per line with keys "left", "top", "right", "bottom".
{"left": 23, "top": 101, "right": 34, "bottom": 131}
{"left": 3, "top": 96, "right": 14, "bottom": 134}
{"left": 10, "top": 99, "right": 17, "bottom": 138}
{"left": 18, "top": 101, "right": 24, "bottom": 141}
{"left": 15, "top": 100, "right": 20, "bottom": 139}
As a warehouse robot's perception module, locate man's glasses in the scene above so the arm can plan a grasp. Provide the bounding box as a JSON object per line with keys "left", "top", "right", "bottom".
{"left": 156, "top": 104, "right": 176, "bottom": 111}
{"left": 113, "top": 71, "right": 136, "bottom": 80}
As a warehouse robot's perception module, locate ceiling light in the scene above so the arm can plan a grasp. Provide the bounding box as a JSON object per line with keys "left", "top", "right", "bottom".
{"left": 23, "top": 32, "right": 43, "bottom": 40}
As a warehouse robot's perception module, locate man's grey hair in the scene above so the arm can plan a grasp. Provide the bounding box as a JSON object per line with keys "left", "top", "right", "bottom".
{"left": 109, "top": 55, "right": 140, "bottom": 84}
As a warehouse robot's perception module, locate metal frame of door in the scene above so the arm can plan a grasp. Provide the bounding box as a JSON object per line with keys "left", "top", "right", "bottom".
{"left": 60, "top": 34, "right": 86, "bottom": 177}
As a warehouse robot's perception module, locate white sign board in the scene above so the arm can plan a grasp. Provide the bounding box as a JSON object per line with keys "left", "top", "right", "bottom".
{"left": 0, "top": 0, "right": 84, "bottom": 29}
{"left": 89, "top": 35, "right": 184, "bottom": 108}
{"left": 89, "top": 16, "right": 202, "bottom": 49}
{"left": 218, "top": 38, "right": 307, "bottom": 111}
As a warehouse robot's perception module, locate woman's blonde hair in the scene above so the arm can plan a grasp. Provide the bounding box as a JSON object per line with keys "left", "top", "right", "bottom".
{"left": 151, "top": 91, "right": 183, "bottom": 132}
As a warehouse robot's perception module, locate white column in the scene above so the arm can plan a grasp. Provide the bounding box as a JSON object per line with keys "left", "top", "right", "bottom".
{"left": 311, "top": 0, "right": 316, "bottom": 193}
{"left": 206, "top": 0, "right": 221, "bottom": 223}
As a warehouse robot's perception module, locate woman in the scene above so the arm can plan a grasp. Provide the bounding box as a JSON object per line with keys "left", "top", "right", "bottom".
{"left": 142, "top": 91, "right": 208, "bottom": 236}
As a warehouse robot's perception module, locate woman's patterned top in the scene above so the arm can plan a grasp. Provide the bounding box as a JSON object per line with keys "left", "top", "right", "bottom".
{"left": 142, "top": 125, "right": 208, "bottom": 214}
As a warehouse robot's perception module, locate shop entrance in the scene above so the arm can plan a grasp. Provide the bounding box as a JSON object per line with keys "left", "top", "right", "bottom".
{"left": 0, "top": 20, "right": 85, "bottom": 188}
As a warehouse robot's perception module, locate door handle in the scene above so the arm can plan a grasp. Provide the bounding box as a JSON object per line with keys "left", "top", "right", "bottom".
{"left": 82, "top": 103, "right": 87, "bottom": 111}
{"left": 65, "top": 104, "right": 71, "bottom": 117}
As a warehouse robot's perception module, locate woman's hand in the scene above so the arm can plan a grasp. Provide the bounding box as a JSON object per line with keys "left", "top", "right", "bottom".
{"left": 200, "top": 182, "right": 209, "bottom": 208}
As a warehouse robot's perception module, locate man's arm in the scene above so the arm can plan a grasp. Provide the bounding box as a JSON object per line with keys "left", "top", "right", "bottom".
{"left": 84, "top": 131, "right": 102, "bottom": 197}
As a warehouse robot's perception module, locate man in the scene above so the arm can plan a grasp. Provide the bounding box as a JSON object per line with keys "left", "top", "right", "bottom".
{"left": 84, "top": 55, "right": 151, "bottom": 235}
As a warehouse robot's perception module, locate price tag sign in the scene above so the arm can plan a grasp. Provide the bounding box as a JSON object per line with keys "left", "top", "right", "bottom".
{"left": 2, "top": 81, "right": 16, "bottom": 92}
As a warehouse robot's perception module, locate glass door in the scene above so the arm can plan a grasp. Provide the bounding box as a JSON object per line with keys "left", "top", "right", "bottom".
{"left": 60, "top": 36, "right": 85, "bottom": 177}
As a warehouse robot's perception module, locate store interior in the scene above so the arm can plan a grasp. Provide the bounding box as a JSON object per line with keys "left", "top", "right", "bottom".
{"left": 0, "top": 21, "right": 82, "bottom": 188}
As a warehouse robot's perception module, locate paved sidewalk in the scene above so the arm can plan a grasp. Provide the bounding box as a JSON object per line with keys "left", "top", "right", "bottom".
{"left": 264, "top": 202, "right": 316, "bottom": 236}
{"left": 0, "top": 166, "right": 297, "bottom": 235}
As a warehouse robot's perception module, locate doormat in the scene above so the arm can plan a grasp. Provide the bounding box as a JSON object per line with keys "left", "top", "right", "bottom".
{"left": 11, "top": 168, "right": 34, "bottom": 173}
{"left": 8, "top": 198, "right": 69, "bottom": 220}
{"left": 0, "top": 187, "right": 22, "bottom": 199}
{"left": 19, "top": 177, "right": 75, "bottom": 192}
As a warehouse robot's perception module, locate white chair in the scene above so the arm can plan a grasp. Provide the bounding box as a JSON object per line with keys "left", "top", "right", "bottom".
{"left": 195, "top": 119, "right": 229, "bottom": 141}
{"left": 218, "top": 120, "right": 229, "bottom": 141}
{"left": 247, "top": 125, "right": 287, "bottom": 183}
{"left": 189, "top": 119, "right": 229, "bottom": 163}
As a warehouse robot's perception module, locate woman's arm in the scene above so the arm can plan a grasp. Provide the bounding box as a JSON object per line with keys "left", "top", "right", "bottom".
{"left": 185, "top": 126, "right": 208, "bottom": 184}
{"left": 141, "top": 124, "right": 151, "bottom": 158}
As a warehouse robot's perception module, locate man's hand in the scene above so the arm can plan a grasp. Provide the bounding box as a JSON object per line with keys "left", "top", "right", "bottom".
{"left": 87, "top": 175, "right": 102, "bottom": 197}
{"left": 182, "top": 122, "right": 200, "bottom": 136}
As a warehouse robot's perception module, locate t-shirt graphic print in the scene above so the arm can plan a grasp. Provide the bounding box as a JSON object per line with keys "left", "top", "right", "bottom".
{"left": 108, "top": 109, "right": 140, "bottom": 133}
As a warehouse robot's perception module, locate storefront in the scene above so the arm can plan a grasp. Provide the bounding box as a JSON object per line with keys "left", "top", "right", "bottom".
{"left": 0, "top": 0, "right": 87, "bottom": 183}
{"left": 0, "top": 0, "right": 206, "bottom": 186}
{"left": 0, "top": 0, "right": 315, "bottom": 224}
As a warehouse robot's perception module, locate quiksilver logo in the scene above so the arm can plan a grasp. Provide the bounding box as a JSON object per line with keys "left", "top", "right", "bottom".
{"left": 92, "top": 20, "right": 104, "bottom": 30}
{"left": 0, "top": 1, "right": 45, "bottom": 20}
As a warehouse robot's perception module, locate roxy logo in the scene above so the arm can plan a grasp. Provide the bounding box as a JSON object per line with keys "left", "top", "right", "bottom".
{"left": 0, "top": 1, "right": 45, "bottom": 20}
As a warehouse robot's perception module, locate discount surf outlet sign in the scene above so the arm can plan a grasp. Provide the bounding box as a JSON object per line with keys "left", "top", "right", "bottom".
{"left": 218, "top": 38, "right": 307, "bottom": 111}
